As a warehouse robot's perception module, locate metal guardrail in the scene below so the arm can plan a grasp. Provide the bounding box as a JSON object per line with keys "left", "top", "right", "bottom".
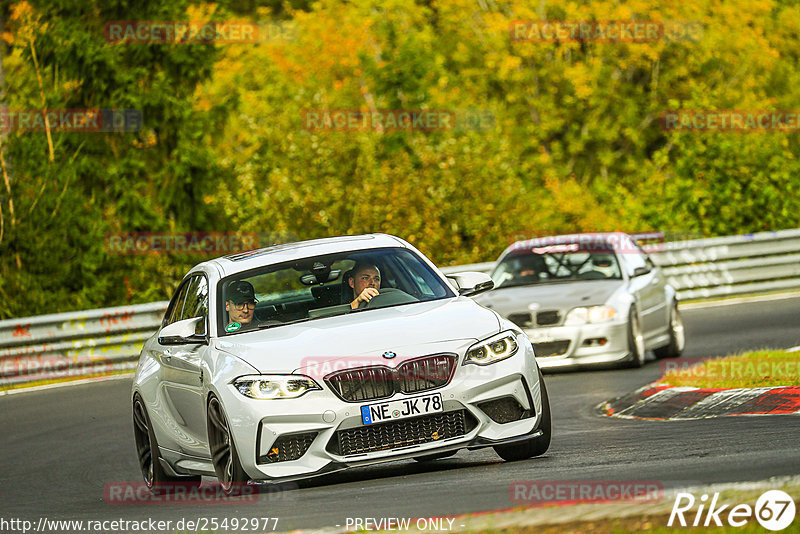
{"left": 4, "top": 229, "right": 800, "bottom": 387}
{"left": 644, "top": 229, "right": 800, "bottom": 300}
{"left": 0, "top": 302, "right": 167, "bottom": 388}
{"left": 442, "top": 229, "right": 800, "bottom": 301}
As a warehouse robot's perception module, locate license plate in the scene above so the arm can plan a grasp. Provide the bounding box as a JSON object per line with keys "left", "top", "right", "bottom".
{"left": 361, "top": 393, "right": 443, "bottom": 425}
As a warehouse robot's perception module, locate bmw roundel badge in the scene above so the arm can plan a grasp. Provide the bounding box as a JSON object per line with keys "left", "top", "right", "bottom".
{"left": 382, "top": 351, "right": 397, "bottom": 359}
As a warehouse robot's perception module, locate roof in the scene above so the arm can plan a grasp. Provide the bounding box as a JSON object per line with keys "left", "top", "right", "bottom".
{"left": 204, "top": 233, "right": 408, "bottom": 277}
{"left": 500, "top": 232, "right": 637, "bottom": 260}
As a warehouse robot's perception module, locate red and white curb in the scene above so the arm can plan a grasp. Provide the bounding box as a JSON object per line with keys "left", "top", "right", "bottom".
{"left": 599, "top": 383, "right": 800, "bottom": 420}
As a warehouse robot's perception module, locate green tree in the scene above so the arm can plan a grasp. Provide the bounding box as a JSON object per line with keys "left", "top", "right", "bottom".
{"left": 0, "top": 0, "right": 230, "bottom": 318}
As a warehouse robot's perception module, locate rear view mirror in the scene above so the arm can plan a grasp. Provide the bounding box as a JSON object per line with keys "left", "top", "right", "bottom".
{"left": 447, "top": 272, "right": 494, "bottom": 297}
{"left": 300, "top": 269, "right": 341, "bottom": 285}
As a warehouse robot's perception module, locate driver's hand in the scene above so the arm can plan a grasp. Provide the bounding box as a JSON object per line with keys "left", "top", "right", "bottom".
{"left": 351, "top": 287, "right": 379, "bottom": 309}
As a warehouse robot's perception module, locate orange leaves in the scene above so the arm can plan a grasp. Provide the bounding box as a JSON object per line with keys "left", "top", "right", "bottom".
{"left": 193, "top": 0, "right": 800, "bottom": 263}
{"left": 275, "top": 4, "right": 374, "bottom": 88}
{"left": 9, "top": 1, "right": 34, "bottom": 20}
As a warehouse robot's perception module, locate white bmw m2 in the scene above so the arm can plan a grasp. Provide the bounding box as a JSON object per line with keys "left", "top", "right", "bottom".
{"left": 131, "top": 234, "right": 550, "bottom": 494}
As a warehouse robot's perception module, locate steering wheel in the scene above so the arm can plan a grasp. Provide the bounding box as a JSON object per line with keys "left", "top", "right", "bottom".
{"left": 355, "top": 287, "right": 396, "bottom": 309}
{"left": 363, "top": 287, "right": 418, "bottom": 309}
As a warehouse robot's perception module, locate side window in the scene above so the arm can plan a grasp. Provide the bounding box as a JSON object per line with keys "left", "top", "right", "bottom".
{"left": 178, "top": 277, "right": 201, "bottom": 322}
{"left": 164, "top": 280, "right": 191, "bottom": 326}
{"left": 182, "top": 275, "right": 209, "bottom": 335}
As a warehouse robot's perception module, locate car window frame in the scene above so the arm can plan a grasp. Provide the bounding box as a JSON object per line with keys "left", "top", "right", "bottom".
{"left": 180, "top": 273, "right": 210, "bottom": 336}
{"left": 163, "top": 277, "right": 192, "bottom": 327}
{"left": 215, "top": 247, "right": 456, "bottom": 336}
{"left": 491, "top": 247, "right": 623, "bottom": 287}
{"left": 618, "top": 246, "right": 649, "bottom": 278}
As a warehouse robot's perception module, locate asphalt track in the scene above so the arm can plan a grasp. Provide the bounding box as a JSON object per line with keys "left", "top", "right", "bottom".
{"left": 2, "top": 296, "right": 800, "bottom": 531}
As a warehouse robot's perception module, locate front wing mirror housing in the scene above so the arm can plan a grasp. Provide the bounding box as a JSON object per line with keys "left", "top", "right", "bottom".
{"left": 159, "top": 316, "right": 207, "bottom": 345}
{"left": 447, "top": 271, "right": 494, "bottom": 297}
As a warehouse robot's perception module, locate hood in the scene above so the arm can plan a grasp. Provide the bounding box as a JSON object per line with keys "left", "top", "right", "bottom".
{"left": 213, "top": 297, "right": 500, "bottom": 374}
{"left": 473, "top": 279, "right": 624, "bottom": 316}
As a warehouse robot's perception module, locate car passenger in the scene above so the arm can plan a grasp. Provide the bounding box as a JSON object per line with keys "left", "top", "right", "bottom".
{"left": 515, "top": 255, "right": 546, "bottom": 283}
{"left": 225, "top": 280, "right": 257, "bottom": 332}
{"left": 348, "top": 262, "right": 381, "bottom": 309}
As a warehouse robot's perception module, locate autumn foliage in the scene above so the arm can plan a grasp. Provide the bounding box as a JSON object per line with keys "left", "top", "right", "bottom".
{"left": 1, "top": 0, "right": 800, "bottom": 317}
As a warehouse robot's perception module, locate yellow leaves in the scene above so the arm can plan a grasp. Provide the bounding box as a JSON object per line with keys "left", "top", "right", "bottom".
{"left": 538, "top": 146, "right": 550, "bottom": 165}
{"left": 615, "top": 5, "right": 633, "bottom": 20}
{"left": 639, "top": 43, "right": 661, "bottom": 63}
{"left": 504, "top": 55, "right": 522, "bottom": 71}
{"left": 185, "top": 3, "right": 220, "bottom": 20}
{"left": 484, "top": 12, "right": 512, "bottom": 37}
{"left": 492, "top": 54, "right": 522, "bottom": 82}
{"left": 541, "top": 175, "right": 628, "bottom": 233}
{"left": 9, "top": 0, "right": 47, "bottom": 44}
{"left": 190, "top": 0, "right": 800, "bottom": 256}
{"left": 565, "top": 64, "right": 593, "bottom": 100}
{"left": 453, "top": 42, "right": 471, "bottom": 63}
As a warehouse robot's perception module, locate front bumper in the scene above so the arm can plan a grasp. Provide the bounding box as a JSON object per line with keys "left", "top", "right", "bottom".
{"left": 216, "top": 337, "right": 545, "bottom": 482}
{"left": 524, "top": 320, "right": 631, "bottom": 368}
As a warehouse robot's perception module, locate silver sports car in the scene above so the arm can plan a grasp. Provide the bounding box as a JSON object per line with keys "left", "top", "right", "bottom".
{"left": 474, "top": 233, "right": 684, "bottom": 369}
{"left": 131, "top": 234, "right": 550, "bottom": 494}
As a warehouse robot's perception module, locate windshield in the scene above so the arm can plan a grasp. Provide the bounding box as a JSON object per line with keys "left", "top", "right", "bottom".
{"left": 217, "top": 247, "right": 455, "bottom": 335}
{"left": 491, "top": 244, "right": 622, "bottom": 289}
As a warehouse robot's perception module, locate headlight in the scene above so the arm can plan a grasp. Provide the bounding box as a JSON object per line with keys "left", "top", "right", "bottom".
{"left": 465, "top": 332, "right": 519, "bottom": 366}
{"left": 232, "top": 375, "right": 321, "bottom": 400}
{"left": 564, "top": 305, "right": 617, "bottom": 325}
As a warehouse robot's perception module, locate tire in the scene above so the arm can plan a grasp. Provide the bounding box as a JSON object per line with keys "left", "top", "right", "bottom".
{"left": 207, "top": 395, "right": 249, "bottom": 495}
{"left": 653, "top": 300, "right": 685, "bottom": 359}
{"left": 625, "top": 306, "right": 646, "bottom": 368}
{"left": 132, "top": 394, "right": 201, "bottom": 494}
{"left": 493, "top": 369, "right": 551, "bottom": 461}
{"left": 413, "top": 450, "right": 458, "bottom": 462}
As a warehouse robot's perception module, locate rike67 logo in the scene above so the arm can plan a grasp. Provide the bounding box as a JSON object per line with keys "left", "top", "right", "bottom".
{"left": 669, "top": 490, "right": 796, "bottom": 531}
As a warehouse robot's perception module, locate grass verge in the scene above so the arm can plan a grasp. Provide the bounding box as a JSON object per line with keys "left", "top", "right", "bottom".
{"left": 660, "top": 349, "right": 800, "bottom": 388}
{"left": 491, "top": 513, "right": 800, "bottom": 533}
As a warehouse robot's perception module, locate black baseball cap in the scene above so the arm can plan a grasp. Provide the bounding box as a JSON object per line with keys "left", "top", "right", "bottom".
{"left": 227, "top": 280, "right": 256, "bottom": 304}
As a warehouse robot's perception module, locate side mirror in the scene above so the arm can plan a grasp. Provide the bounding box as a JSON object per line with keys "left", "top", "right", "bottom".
{"left": 447, "top": 271, "right": 494, "bottom": 297}
{"left": 159, "top": 317, "right": 207, "bottom": 345}
{"left": 632, "top": 266, "right": 652, "bottom": 277}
